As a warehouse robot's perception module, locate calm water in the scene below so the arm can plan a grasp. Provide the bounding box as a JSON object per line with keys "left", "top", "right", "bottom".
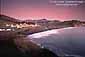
{"left": 27, "top": 27, "right": 85, "bottom": 57}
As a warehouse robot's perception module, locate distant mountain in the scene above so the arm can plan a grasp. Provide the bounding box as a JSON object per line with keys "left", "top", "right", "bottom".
{"left": 61, "top": 20, "right": 85, "bottom": 27}
{"left": 0, "top": 14, "right": 85, "bottom": 28}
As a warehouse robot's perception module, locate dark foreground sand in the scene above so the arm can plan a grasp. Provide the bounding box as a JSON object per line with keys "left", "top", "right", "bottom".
{"left": 0, "top": 31, "right": 58, "bottom": 57}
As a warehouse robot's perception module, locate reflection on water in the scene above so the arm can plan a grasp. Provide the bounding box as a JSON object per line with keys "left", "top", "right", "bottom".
{"left": 27, "top": 27, "right": 85, "bottom": 57}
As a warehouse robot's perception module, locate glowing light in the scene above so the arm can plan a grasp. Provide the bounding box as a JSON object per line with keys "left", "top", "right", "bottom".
{"left": 0, "top": 29, "right": 3, "bottom": 31}
{"left": 6, "top": 24, "right": 10, "bottom": 26}
{"left": 6, "top": 29, "right": 11, "bottom": 31}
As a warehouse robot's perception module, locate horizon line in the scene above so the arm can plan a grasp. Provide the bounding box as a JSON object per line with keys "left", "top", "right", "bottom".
{"left": 1, "top": 14, "right": 85, "bottom": 22}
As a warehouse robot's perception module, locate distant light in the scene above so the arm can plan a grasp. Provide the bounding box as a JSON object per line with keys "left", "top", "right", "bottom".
{"left": 0, "top": 29, "right": 2, "bottom": 31}
{"left": 6, "top": 29, "right": 11, "bottom": 31}
{"left": 41, "top": 46, "right": 44, "bottom": 48}
{"left": 6, "top": 24, "right": 10, "bottom": 26}
{"left": 0, "top": 29, "right": 6, "bottom": 31}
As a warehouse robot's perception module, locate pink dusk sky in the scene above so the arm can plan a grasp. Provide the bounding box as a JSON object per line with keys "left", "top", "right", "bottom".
{"left": 1, "top": 0, "right": 85, "bottom": 21}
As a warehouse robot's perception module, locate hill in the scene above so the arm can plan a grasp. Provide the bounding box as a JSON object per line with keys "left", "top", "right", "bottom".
{"left": 0, "top": 14, "right": 21, "bottom": 25}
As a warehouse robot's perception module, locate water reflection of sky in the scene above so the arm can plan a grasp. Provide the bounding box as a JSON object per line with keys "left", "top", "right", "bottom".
{"left": 28, "top": 27, "right": 74, "bottom": 39}
{"left": 27, "top": 27, "right": 85, "bottom": 57}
